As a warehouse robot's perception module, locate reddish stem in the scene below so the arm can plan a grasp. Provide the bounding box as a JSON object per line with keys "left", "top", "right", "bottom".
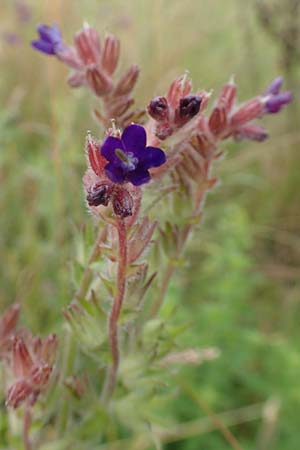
{"left": 23, "top": 406, "right": 32, "bottom": 450}
{"left": 102, "top": 219, "right": 127, "bottom": 402}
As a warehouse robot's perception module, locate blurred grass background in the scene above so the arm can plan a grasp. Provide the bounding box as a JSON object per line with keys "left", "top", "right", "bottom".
{"left": 0, "top": 0, "right": 300, "bottom": 449}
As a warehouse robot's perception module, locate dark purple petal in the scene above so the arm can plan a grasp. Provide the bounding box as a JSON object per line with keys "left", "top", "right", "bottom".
{"left": 101, "top": 136, "right": 124, "bottom": 163}
{"left": 139, "top": 146, "right": 166, "bottom": 169}
{"left": 265, "top": 92, "right": 293, "bottom": 114}
{"left": 264, "top": 77, "right": 283, "bottom": 96}
{"left": 37, "top": 24, "right": 61, "bottom": 44}
{"left": 121, "top": 124, "right": 146, "bottom": 154}
{"left": 32, "top": 24, "right": 63, "bottom": 55}
{"left": 105, "top": 162, "right": 126, "bottom": 183}
{"left": 126, "top": 168, "right": 151, "bottom": 186}
{"left": 31, "top": 39, "right": 56, "bottom": 55}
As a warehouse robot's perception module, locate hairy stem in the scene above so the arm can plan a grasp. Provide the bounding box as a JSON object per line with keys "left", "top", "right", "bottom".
{"left": 23, "top": 406, "right": 32, "bottom": 450}
{"left": 101, "top": 219, "right": 127, "bottom": 402}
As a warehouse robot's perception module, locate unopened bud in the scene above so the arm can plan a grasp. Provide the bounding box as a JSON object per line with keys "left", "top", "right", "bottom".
{"left": 101, "top": 34, "right": 120, "bottom": 75}
{"left": 217, "top": 79, "right": 237, "bottom": 112}
{"left": 74, "top": 26, "right": 101, "bottom": 65}
{"left": 231, "top": 97, "right": 264, "bottom": 127}
{"left": 167, "top": 73, "right": 192, "bottom": 108}
{"left": 86, "top": 182, "right": 112, "bottom": 207}
{"left": 148, "top": 96, "right": 169, "bottom": 122}
{"left": 114, "top": 64, "right": 139, "bottom": 96}
{"left": 234, "top": 123, "right": 268, "bottom": 142}
{"left": 67, "top": 71, "right": 86, "bottom": 88}
{"left": 208, "top": 106, "right": 227, "bottom": 135}
{"left": 86, "top": 135, "right": 107, "bottom": 176}
{"left": 86, "top": 67, "right": 112, "bottom": 97}
{"left": 112, "top": 188, "right": 133, "bottom": 218}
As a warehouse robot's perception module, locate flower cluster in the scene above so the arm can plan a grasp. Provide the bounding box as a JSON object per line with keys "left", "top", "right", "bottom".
{"left": 83, "top": 124, "right": 166, "bottom": 218}
{"left": 147, "top": 73, "right": 210, "bottom": 140}
{"left": 0, "top": 304, "right": 58, "bottom": 409}
{"left": 32, "top": 23, "right": 143, "bottom": 127}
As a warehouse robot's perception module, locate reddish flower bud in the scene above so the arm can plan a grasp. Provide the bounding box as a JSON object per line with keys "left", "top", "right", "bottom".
{"left": 56, "top": 46, "right": 83, "bottom": 70}
{"left": 148, "top": 96, "right": 169, "bottom": 122}
{"left": 6, "top": 380, "right": 33, "bottom": 408}
{"left": 86, "top": 182, "right": 112, "bottom": 207}
{"left": 12, "top": 338, "right": 34, "bottom": 378}
{"left": 101, "top": 34, "right": 120, "bottom": 75}
{"left": 167, "top": 73, "right": 192, "bottom": 108}
{"left": 30, "top": 364, "right": 52, "bottom": 387}
{"left": 178, "top": 95, "right": 202, "bottom": 121}
{"left": 0, "top": 304, "right": 20, "bottom": 342}
{"left": 74, "top": 25, "right": 101, "bottom": 66}
{"left": 108, "top": 95, "right": 134, "bottom": 117}
{"left": 114, "top": 64, "right": 139, "bottom": 96}
{"left": 86, "top": 134, "right": 107, "bottom": 177}
{"left": 112, "top": 187, "right": 134, "bottom": 218}
{"left": 208, "top": 106, "right": 228, "bottom": 136}
{"left": 86, "top": 67, "right": 112, "bottom": 96}
{"left": 67, "top": 71, "right": 86, "bottom": 88}
{"left": 234, "top": 123, "right": 268, "bottom": 142}
{"left": 217, "top": 79, "right": 236, "bottom": 113}
{"left": 231, "top": 97, "right": 264, "bottom": 127}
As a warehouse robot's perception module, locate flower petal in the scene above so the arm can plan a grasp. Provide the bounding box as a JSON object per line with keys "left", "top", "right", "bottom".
{"left": 105, "top": 163, "right": 126, "bottom": 184}
{"left": 121, "top": 124, "right": 146, "bottom": 153}
{"left": 101, "top": 136, "right": 123, "bottom": 163}
{"left": 264, "top": 77, "right": 283, "bottom": 96}
{"left": 31, "top": 39, "right": 56, "bottom": 55}
{"left": 126, "top": 168, "right": 150, "bottom": 186}
{"left": 265, "top": 92, "right": 293, "bottom": 114}
{"left": 37, "top": 24, "right": 61, "bottom": 44}
{"left": 140, "top": 146, "right": 166, "bottom": 169}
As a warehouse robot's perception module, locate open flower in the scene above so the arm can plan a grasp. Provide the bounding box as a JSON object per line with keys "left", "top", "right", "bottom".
{"left": 101, "top": 124, "right": 166, "bottom": 186}
{"left": 31, "top": 24, "right": 64, "bottom": 55}
{"left": 263, "top": 77, "right": 293, "bottom": 114}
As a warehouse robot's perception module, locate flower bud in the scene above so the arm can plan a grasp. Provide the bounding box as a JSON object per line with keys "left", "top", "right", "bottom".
{"left": 67, "top": 71, "right": 86, "bottom": 88}
{"left": 112, "top": 187, "right": 133, "bottom": 218}
{"left": 86, "top": 135, "right": 107, "bottom": 176}
{"left": 114, "top": 64, "right": 140, "bottom": 96}
{"left": 178, "top": 95, "right": 202, "bottom": 121}
{"left": 74, "top": 25, "right": 101, "bottom": 65}
{"left": 234, "top": 123, "right": 268, "bottom": 142}
{"left": 217, "top": 79, "right": 236, "bottom": 113}
{"left": 6, "top": 380, "right": 33, "bottom": 408}
{"left": 208, "top": 106, "right": 227, "bottom": 136}
{"left": 86, "top": 182, "right": 112, "bottom": 207}
{"left": 167, "top": 74, "right": 192, "bottom": 108}
{"left": 86, "top": 67, "right": 112, "bottom": 97}
{"left": 231, "top": 97, "right": 265, "bottom": 127}
{"left": 109, "top": 96, "right": 134, "bottom": 117}
{"left": 101, "top": 34, "right": 120, "bottom": 75}
{"left": 147, "top": 96, "right": 169, "bottom": 122}
{"left": 0, "top": 304, "right": 20, "bottom": 341}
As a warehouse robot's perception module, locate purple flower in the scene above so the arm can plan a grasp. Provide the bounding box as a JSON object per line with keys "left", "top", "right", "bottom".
{"left": 31, "top": 24, "right": 63, "bottom": 55}
{"left": 263, "top": 77, "right": 293, "bottom": 114}
{"left": 101, "top": 124, "right": 166, "bottom": 186}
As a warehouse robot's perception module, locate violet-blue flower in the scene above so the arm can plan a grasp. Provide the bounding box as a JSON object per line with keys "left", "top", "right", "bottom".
{"left": 263, "top": 77, "right": 293, "bottom": 114}
{"left": 101, "top": 124, "right": 166, "bottom": 186}
{"left": 31, "top": 24, "right": 63, "bottom": 55}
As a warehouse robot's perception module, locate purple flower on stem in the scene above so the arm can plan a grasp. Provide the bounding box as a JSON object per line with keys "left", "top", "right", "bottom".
{"left": 101, "top": 124, "right": 166, "bottom": 186}
{"left": 264, "top": 77, "right": 293, "bottom": 114}
{"left": 31, "top": 24, "right": 63, "bottom": 55}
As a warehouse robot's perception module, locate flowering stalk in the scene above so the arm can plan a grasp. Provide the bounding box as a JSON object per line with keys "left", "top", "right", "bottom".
{"left": 102, "top": 219, "right": 127, "bottom": 402}
{"left": 14, "top": 20, "right": 294, "bottom": 449}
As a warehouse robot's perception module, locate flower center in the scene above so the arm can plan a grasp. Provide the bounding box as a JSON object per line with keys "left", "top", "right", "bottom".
{"left": 115, "top": 149, "right": 138, "bottom": 171}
